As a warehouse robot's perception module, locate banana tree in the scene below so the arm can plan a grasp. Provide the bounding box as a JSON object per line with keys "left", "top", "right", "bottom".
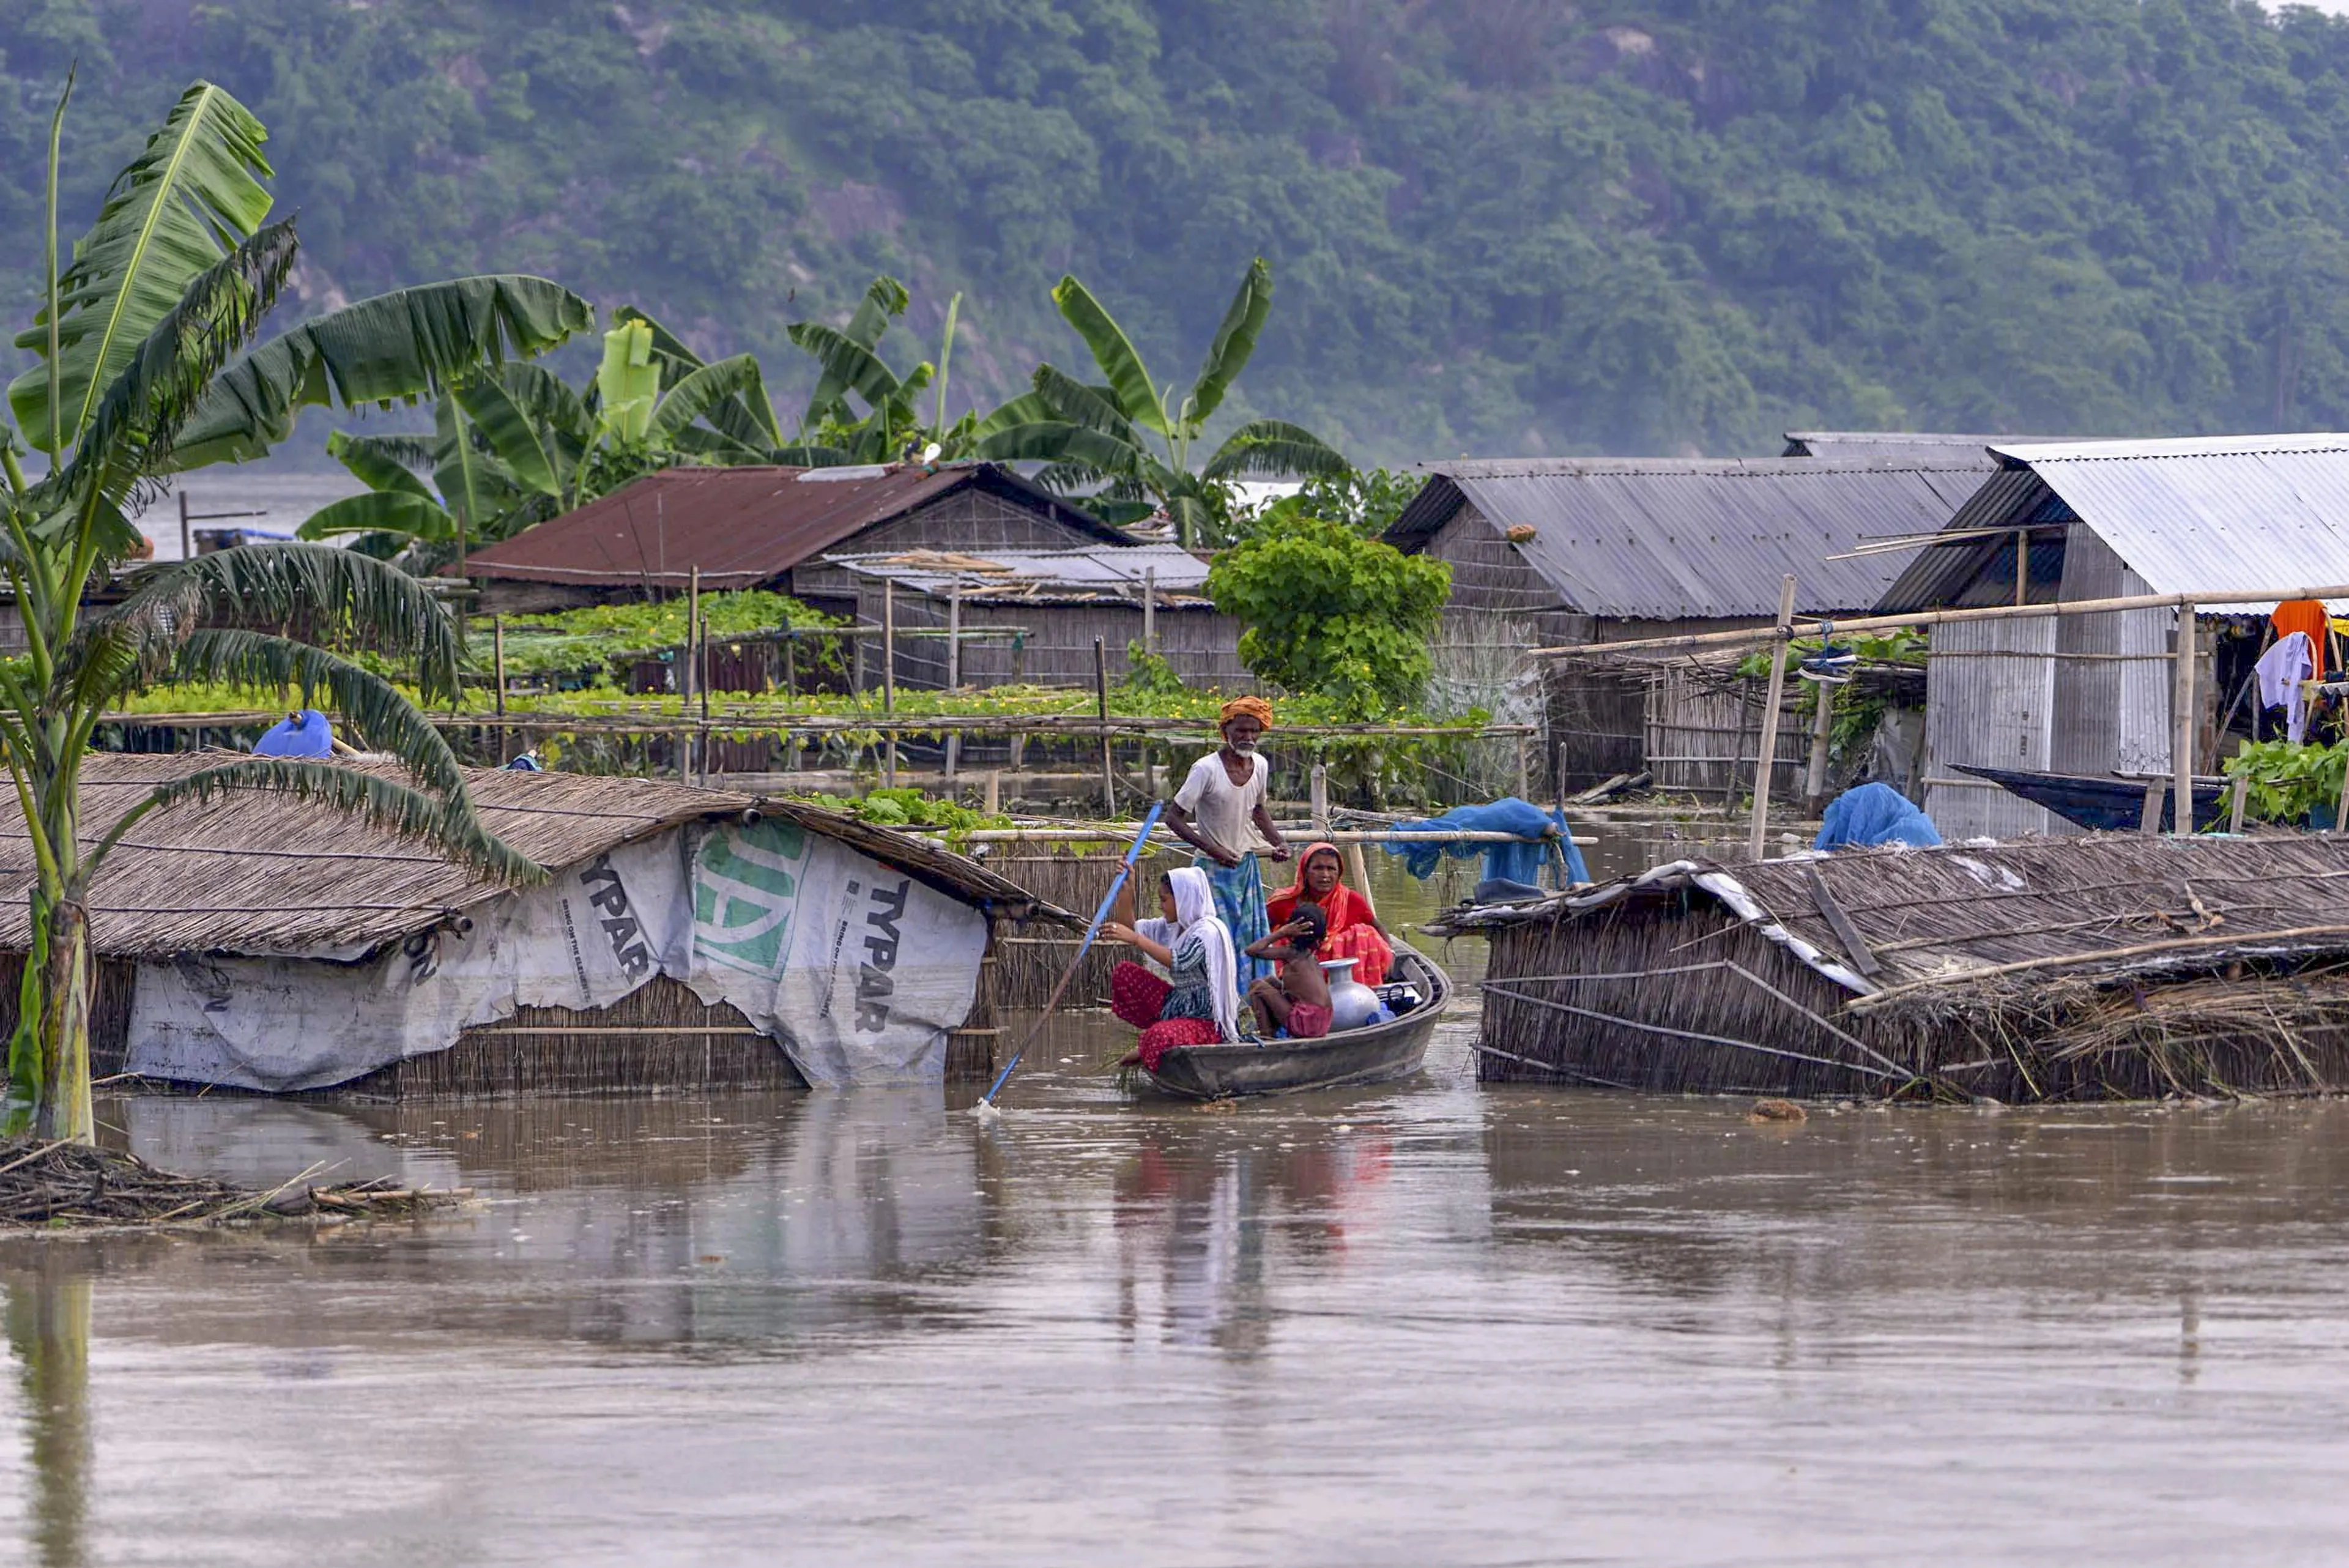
{"left": 973, "top": 258, "right": 1349, "bottom": 545}
{"left": 0, "top": 77, "right": 588, "bottom": 1141}
{"left": 788, "top": 277, "right": 1003, "bottom": 464}
{"left": 300, "top": 315, "right": 786, "bottom": 558}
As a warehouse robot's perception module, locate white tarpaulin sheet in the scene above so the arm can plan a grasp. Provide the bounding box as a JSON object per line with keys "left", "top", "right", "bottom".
{"left": 123, "top": 821, "right": 987, "bottom": 1092}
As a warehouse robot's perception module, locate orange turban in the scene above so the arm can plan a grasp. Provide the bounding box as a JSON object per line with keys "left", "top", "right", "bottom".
{"left": 1219, "top": 696, "right": 1275, "bottom": 730}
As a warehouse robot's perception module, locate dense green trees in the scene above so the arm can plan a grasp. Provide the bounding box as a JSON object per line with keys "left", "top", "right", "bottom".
{"left": 14, "top": 2, "right": 2349, "bottom": 456}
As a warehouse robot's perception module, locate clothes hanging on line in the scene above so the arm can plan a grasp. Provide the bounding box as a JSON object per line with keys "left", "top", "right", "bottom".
{"left": 2273, "top": 600, "right": 2331, "bottom": 682}
{"left": 2255, "top": 630, "right": 2317, "bottom": 745}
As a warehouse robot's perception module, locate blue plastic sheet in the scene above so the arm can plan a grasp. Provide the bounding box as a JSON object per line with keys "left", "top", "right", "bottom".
{"left": 1382, "top": 798, "right": 1590, "bottom": 886}
{"left": 253, "top": 709, "right": 333, "bottom": 759}
{"left": 1814, "top": 782, "right": 1941, "bottom": 850}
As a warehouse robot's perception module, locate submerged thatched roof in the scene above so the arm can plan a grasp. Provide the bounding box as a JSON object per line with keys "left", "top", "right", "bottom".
{"left": 0, "top": 752, "right": 1069, "bottom": 960}
{"left": 1432, "top": 834, "right": 2349, "bottom": 1015}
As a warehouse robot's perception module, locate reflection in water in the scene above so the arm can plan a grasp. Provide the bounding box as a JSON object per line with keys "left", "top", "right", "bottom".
{"left": 3, "top": 1029, "right": 2349, "bottom": 1562}
{"left": 6, "top": 1255, "right": 90, "bottom": 1568}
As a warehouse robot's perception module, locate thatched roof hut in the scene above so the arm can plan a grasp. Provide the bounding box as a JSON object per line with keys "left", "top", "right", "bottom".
{"left": 0, "top": 753, "right": 1071, "bottom": 1097}
{"left": 1430, "top": 834, "right": 2349, "bottom": 1101}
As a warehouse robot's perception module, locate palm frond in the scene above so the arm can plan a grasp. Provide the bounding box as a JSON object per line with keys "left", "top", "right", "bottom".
{"left": 86, "top": 541, "right": 466, "bottom": 702}
{"left": 171, "top": 628, "right": 471, "bottom": 791}
{"left": 102, "top": 757, "right": 540, "bottom": 885}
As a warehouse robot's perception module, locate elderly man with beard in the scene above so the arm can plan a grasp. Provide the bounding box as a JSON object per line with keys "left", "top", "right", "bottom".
{"left": 1164, "top": 696, "right": 1291, "bottom": 994}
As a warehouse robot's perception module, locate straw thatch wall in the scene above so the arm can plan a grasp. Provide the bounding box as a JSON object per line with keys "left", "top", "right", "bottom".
{"left": 984, "top": 843, "right": 1170, "bottom": 1009}
{"left": 1438, "top": 833, "right": 2349, "bottom": 1101}
{"left": 0, "top": 754, "right": 1072, "bottom": 1095}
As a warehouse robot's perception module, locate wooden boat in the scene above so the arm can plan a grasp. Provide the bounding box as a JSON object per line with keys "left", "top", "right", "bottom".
{"left": 1132, "top": 942, "right": 1452, "bottom": 1101}
{"left": 1953, "top": 763, "right": 2228, "bottom": 833}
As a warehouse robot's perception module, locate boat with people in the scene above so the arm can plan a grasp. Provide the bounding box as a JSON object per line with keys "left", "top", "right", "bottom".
{"left": 1129, "top": 939, "right": 1452, "bottom": 1100}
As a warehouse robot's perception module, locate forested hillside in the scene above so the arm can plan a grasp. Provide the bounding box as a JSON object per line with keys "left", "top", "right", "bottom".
{"left": 10, "top": 0, "right": 2349, "bottom": 460}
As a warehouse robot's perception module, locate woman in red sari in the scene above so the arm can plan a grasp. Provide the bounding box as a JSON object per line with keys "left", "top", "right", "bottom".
{"left": 1264, "top": 842, "right": 1393, "bottom": 989}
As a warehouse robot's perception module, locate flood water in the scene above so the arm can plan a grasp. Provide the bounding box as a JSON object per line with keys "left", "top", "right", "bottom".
{"left": 5, "top": 1005, "right": 2349, "bottom": 1566}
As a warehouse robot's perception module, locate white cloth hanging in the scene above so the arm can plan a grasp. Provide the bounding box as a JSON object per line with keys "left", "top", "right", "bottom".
{"left": 2256, "top": 631, "right": 2317, "bottom": 745}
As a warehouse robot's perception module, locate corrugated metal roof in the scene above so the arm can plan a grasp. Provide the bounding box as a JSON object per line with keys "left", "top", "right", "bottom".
{"left": 826, "top": 542, "right": 1209, "bottom": 601}
{"left": 1781, "top": 431, "right": 2039, "bottom": 463}
{"left": 1877, "top": 435, "right": 2349, "bottom": 613}
{"left": 1384, "top": 458, "right": 1987, "bottom": 619}
{"left": 1873, "top": 467, "right": 2061, "bottom": 611}
{"left": 465, "top": 463, "right": 1127, "bottom": 587}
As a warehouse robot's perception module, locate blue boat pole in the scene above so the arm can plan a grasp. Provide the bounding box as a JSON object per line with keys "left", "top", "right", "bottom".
{"left": 977, "top": 801, "right": 1166, "bottom": 1111}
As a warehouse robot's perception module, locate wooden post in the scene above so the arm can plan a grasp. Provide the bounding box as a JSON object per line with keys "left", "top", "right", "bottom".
{"left": 1310, "top": 762, "right": 1330, "bottom": 834}
{"left": 2013, "top": 528, "right": 2028, "bottom": 608}
{"left": 783, "top": 633, "right": 796, "bottom": 699}
{"left": 2334, "top": 755, "right": 2349, "bottom": 838}
{"left": 1803, "top": 676, "right": 1834, "bottom": 815}
{"left": 2140, "top": 781, "right": 2165, "bottom": 835}
{"left": 492, "top": 615, "right": 508, "bottom": 765}
{"left": 1515, "top": 734, "right": 1531, "bottom": 801}
{"left": 1094, "top": 636, "right": 1115, "bottom": 814}
{"left": 2229, "top": 773, "right": 2250, "bottom": 834}
{"left": 1143, "top": 567, "right": 1157, "bottom": 653}
{"left": 1552, "top": 737, "right": 1573, "bottom": 888}
{"left": 881, "top": 579, "right": 896, "bottom": 716}
{"left": 984, "top": 770, "right": 1001, "bottom": 815}
{"left": 1746, "top": 574, "right": 1798, "bottom": 860}
{"left": 1011, "top": 631, "right": 1026, "bottom": 685}
{"left": 944, "top": 585, "right": 962, "bottom": 784}
{"left": 1346, "top": 842, "right": 1379, "bottom": 918}
{"left": 177, "top": 490, "right": 192, "bottom": 562}
{"left": 2172, "top": 604, "right": 2196, "bottom": 837}
{"left": 684, "top": 567, "right": 700, "bottom": 704}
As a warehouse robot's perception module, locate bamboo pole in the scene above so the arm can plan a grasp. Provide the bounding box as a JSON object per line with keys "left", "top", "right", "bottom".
{"left": 685, "top": 567, "right": 700, "bottom": 705}
{"left": 883, "top": 579, "right": 897, "bottom": 787}
{"left": 1802, "top": 675, "right": 1833, "bottom": 815}
{"left": 1537, "top": 581, "right": 2349, "bottom": 660}
{"left": 1310, "top": 763, "right": 1330, "bottom": 834}
{"left": 2171, "top": 604, "right": 2195, "bottom": 836}
{"left": 2230, "top": 774, "right": 2250, "bottom": 834}
{"left": 945, "top": 585, "right": 962, "bottom": 785}
{"left": 491, "top": 615, "right": 508, "bottom": 764}
{"left": 1746, "top": 575, "right": 1797, "bottom": 860}
{"left": 1143, "top": 567, "right": 1157, "bottom": 652}
{"left": 1094, "top": 636, "right": 1114, "bottom": 814}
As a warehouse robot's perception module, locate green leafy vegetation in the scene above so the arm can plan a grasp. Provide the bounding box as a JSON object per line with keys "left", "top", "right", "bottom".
{"left": 24, "top": 3, "right": 2349, "bottom": 459}
{"left": 2225, "top": 738, "right": 2347, "bottom": 825}
{"left": 495, "top": 590, "right": 842, "bottom": 678}
{"left": 1206, "top": 515, "right": 1452, "bottom": 717}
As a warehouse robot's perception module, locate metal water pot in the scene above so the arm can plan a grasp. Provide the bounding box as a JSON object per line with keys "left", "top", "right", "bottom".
{"left": 1321, "top": 957, "right": 1380, "bottom": 1031}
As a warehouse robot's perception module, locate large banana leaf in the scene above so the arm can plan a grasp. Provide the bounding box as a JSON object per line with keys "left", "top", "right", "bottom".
{"left": 787, "top": 322, "right": 903, "bottom": 414}
{"left": 166, "top": 275, "right": 593, "bottom": 468}
{"left": 596, "top": 319, "right": 659, "bottom": 445}
{"left": 971, "top": 390, "right": 1059, "bottom": 441}
{"left": 9, "top": 81, "right": 273, "bottom": 454}
{"left": 609, "top": 305, "right": 707, "bottom": 388}
{"left": 1031, "top": 364, "right": 1144, "bottom": 447}
{"left": 1184, "top": 258, "right": 1272, "bottom": 429}
{"left": 801, "top": 276, "right": 908, "bottom": 425}
{"left": 652, "top": 354, "right": 784, "bottom": 449}
{"left": 974, "top": 420, "right": 1148, "bottom": 475}
{"left": 1050, "top": 275, "right": 1166, "bottom": 435}
{"left": 48, "top": 219, "right": 298, "bottom": 507}
{"left": 1202, "top": 419, "right": 1351, "bottom": 480}
{"left": 455, "top": 378, "right": 558, "bottom": 496}
{"left": 326, "top": 429, "right": 436, "bottom": 500}
{"left": 297, "top": 491, "right": 453, "bottom": 542}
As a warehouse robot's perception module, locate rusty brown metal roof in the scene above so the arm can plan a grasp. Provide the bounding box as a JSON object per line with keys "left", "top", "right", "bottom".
{"left": 464, "top": 462, "right": 1128, "bottom": 588}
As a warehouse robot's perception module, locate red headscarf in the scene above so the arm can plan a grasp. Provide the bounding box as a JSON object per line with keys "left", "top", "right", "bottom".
{"left": 1267, "top": 842, "right": 1375, "bottom": 935}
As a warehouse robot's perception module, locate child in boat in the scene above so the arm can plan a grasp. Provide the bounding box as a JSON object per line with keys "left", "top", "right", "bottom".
{"left": 1244, "top": 903, "right": 1334, "bottom": 1039}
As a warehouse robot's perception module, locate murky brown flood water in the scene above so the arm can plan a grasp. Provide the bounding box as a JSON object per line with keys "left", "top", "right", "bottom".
{"left": 2, "top": 833, "right": 2343, "bottom": 1565}
{"left": 4, "top": 1017, "right": 2349, "bottom": 1566}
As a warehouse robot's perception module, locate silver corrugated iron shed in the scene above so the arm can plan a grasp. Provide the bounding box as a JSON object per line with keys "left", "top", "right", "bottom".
{"left": 823, "top": 541, "right": 1209, "bottom": 600}
{"left": 1384, "top": 457, "right": 1987, "bottom": 620}
{"left": 1877, "top": 434, "right": 2349, "bottom": 614}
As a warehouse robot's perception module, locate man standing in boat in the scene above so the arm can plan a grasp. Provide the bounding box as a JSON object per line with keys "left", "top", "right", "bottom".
{"left": 1165, "top": 696, "right": 1291, "bottom": 991}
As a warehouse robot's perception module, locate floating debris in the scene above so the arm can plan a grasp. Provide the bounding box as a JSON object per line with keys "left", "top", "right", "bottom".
{"left": 0, "top": 1137, "right": 471, "bottom": 1231}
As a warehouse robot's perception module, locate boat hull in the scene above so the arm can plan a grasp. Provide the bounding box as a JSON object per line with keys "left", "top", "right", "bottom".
{"left": 1134, "top": 943, "right": 1450, "bottom": 1101}
{"left": 1953, "top": 763, "right": 2227, "bottom": 834}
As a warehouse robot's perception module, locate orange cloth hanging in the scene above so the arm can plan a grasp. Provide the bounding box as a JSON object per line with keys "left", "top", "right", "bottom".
{"left": 2273, "top": 600, "right": 2330, "bottom": 681}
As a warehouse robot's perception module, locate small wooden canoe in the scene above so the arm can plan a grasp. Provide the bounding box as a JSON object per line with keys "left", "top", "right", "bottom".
{"left": 1132, "top": 942, "right": 1452, "bottom": 1101}
{"left": 1953, "top": 763, "right": 2229, "bottom": 833}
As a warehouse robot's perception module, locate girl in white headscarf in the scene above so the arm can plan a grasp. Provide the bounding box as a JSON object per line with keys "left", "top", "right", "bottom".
{"left": 1105, "top": 866, "right": 1248, "bottom": 1068}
